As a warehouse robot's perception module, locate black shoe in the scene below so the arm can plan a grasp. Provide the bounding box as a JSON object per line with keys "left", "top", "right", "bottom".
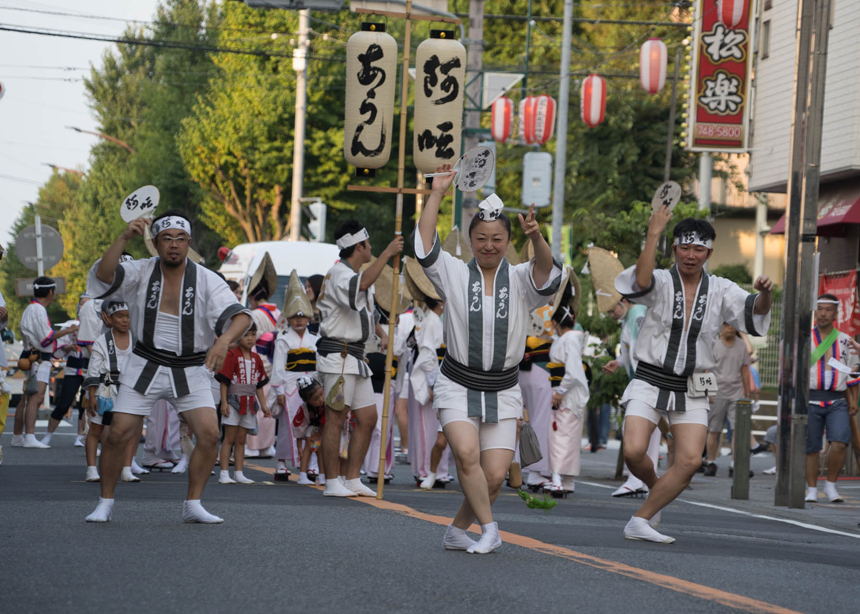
{"left": 704, "top": 462, "right": 717, "bottom": 477}
{"left": 750, "top": 443, "right": 769, "bottom": 455}
{"left": 728, "top": 467, "right": 755, "bottom": 478}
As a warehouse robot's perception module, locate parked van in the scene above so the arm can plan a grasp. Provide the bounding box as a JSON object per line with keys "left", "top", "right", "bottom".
{"left": 219, "top": 241, "right": 340, "bottom": 309}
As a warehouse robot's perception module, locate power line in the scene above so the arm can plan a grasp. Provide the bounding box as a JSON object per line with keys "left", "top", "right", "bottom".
{"left": 0, "top": 172, "right": 43, "bottom": 186}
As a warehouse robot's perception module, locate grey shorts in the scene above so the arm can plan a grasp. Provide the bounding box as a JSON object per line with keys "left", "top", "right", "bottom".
{"left": 707, "top": 398, "right": 737, "bottom": 433}
{"left": 807, "top": 399, "right": 851, "bottom": 453}
{"left": 763, "top": 425, "right": 778, "bottom": 445}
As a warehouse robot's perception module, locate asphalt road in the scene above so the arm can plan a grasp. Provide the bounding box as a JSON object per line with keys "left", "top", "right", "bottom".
{"left": 2, "top": 427, "right": 859, "bottom": 614}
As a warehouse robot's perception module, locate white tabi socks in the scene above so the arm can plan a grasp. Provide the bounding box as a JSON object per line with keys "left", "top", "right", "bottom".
{"left": 171, "top": 453, "right": 190, "bottom": 474}
{"left": 10, "top": 434, "right": 24, "bottom": 447}
{"left": 322, "top": 477, "right": 356, "bottom": 497}
{"left": 234, "top": 471, "right": 254, "bottom": 484}
{"left": 623, "top": 516, "right": 675, "bottom": 544}
{"left": 23, "top": 434, "right": 49, "bottom": 449}
{"left": 85, "top": 466, "right": 100, "bottom": 482}
{"left": 823, "top": 481, "right": 844, "bottom": 503}
{"left": 219, "top": 470, "right": 236, "bottom": 484}
{"left": 121, "top": 467, "right": 140, "bottom": 482}
{"left": 74, "top": 435, "right": 85, "bottom": 447}
{"left": 805, "top": 487, "right": 818, "bottom": 503}
{"left": 86, "top": 498, "right": 114, "bottom": 523}
{"left": 131, "top": 458, "right": 149, "bottom": 475}
{"left": 182, "top": 500, "right": 223, "bottom": 524}
{"left": 419, "top": 472, "right": 436, "bottom": 490}
{"left": 344, "top": 478, "right": 376, "bottom": 497}
{"left": 442, "top": 524, "right": 477, "bottom": 551}
{"left": 467, "top": 522, "right": 502, "bottom": 554}
{"left": 297, "top": 472, "right": 314, "bottom": 485}
{"left": 40, "top": 432, "right": 53, "bottom": 446}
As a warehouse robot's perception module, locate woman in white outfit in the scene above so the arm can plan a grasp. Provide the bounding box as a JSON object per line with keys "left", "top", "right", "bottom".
{"left": 415, "top": 164, "right": 561, "bottom": 554}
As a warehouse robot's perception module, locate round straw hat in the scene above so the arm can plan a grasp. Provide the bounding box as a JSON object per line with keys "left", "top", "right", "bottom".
{"left": 551, "top": 266, "right": 582, "bottom": 320}
{"left": 363, "top": 257, "right": 413, "bottom": 315}
{"left": 588, "top": 246, "right": 624, "bottom": 314}
{"left": 442, "top": 227, "right": 472, "bottom": 262}
{"left": 403, "top": 256, "right": 440, "bottom": 302}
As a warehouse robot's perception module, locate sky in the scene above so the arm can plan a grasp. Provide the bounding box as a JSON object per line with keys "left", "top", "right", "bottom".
{"left": 0, "top": 0, "right": 161, "bottom": 246}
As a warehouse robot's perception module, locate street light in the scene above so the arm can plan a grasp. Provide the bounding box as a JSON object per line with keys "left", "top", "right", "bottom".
{"left": 65, "top": 126, "right": 135, "bottom": 154}
{"left": 42, "top": 163, "right": 84, "bottom": 177}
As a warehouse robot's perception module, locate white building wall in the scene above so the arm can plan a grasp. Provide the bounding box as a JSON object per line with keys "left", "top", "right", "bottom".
{"left": 749, "top": 0, "right": 860, "bottom": 193}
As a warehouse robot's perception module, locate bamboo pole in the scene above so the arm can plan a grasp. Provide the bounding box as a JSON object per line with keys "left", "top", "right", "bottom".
{"left": 377, "top": 0, "right": 413, "bottom": 500}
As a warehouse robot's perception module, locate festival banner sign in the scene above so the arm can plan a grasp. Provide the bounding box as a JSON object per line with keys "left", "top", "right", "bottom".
{"left": 685, "top": 0, "right": 754, "bottom": 152}
{"left": 819, "top": 272, "right": 860, "bottom": 338}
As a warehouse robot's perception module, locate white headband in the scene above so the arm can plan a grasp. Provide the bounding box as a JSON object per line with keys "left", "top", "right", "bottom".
{"left": 105, "top": 302, "right": 129, "bottom": 315}
{"left": 151, "top": 216, "right": 191, "bottom": 238}
{"left": 119, "top": 254, "right": 134, "bottom": 264}
{"left": 336, "top": 228, "right": 369, "bottom": 250}
{"left": 477, "top": 193, "right": 504, "bottom": 222}
{"left": 673, "top": 231, "right": 712, "bottom": 250}
{"left": 817, "top": 298, "right": 840, "bottom": 305}
{"left": 297, "top": 374, "right": 318, "bottom": 390}
{"left": 33, "top": 281, "right": 56, "bottom": 289}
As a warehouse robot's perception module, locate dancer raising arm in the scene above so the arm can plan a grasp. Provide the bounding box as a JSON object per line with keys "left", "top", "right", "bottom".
{"left": 415, "top": 163, "right": 562, "bottom": 554}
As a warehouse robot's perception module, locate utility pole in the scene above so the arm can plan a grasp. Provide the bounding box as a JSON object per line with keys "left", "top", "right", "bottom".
{"left": 754, "top": 194, "right": 767, "bottom": 279}
{"left": 550, "top": 0, "right": 573, "bottom": 260}
{"left": 698, "top": 153, "right": 712, "bottom": 213}
{"left": 663, "top": 48, "right": 681, "bottom": 183}
{"left": 289, "top": 9, "right": 310, "bottom": 241}
{"left": 776, "top": 0, "right": 832, "bottom": 508}
{"left": 456, "top": 0, "right": 484, "bottom": 228}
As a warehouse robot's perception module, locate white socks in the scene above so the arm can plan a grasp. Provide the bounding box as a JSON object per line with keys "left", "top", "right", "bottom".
{"left": 623, "top": 516, "right": 675, "bottom": 544}
{"left": 171, "top": 453, "right": 190, "bottom": 474}
{"left": 41, "top": 432, "right": 53, "bottom": 446}
{"left": 219, "top": 470, "right": 236, "bottom": 484}
{"left": 297, "top": 472, "right": 314, "bottom": 485}
{"left": 121, "top": 467, "right": 139, "bottom": 482}
{"left": 805, "top": 487, "right": 818, "bottom": 502}
{"left": 467, "top": 522, "right": 502, "bottom": 554}
{"left": 86, "top": 466, "right": 100, "bottom": 482}
{"left": 323, "top": 478, "right": 357, "bottom": 497}
{"left": 823, "top": 481, "right": 844, "bottom": 503}
{"left": 234, "top": 471, "right": 254, "bottom": 484}
{"left": 344, "top": 478, "right": 376, "bottom": 497}
{"left": 419, "top": 472, "right": 436, "bottom": 490}
{"left": 74, "top": 435, "right": 85, "bottom": 447}
{"left": 182, "top": 500, "right": 223, "bottom": 524}
{"left": 86, "top": 498, "right": 114, "bottom": 523}
{"left": 443, "top": 524, "right": 477, "bottom": 551}
{"left": 23, "top": 434, "right": 49, "bottom": 449}
{"left": 10, "top": 434, "right": 24, "bottom": 447}
{"left": 131, "top": 458, "right": 149, "bottom": 475}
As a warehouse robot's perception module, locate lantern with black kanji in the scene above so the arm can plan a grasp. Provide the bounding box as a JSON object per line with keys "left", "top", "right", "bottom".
{"left": 581, "top": 74, "right": 606, "bottom": 128}
{"left": 491, "top": 96, "right": 514, "bottom": 143}
{"left": 718, "top": 0, "right": 748, "bottom": 29}
{"left": 413, "top": 30, "right": 466, "bottom": 174}
{"left": 344, "top": 23, "right": 398, "bottom": 176}
{"left": 639, "top": 38, "right": 668, "bottom": 95}
{"left": 530, "top": 95, "right": 556, "bottom": 145}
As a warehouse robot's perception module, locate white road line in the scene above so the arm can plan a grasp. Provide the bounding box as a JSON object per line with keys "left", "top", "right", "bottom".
{"left": 578, "top": 480, "right": 860, "bottom": 540}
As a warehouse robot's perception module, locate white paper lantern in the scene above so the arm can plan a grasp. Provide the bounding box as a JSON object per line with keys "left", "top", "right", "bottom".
{"left": 639, "top": 38, "right": 668, "bottom": 95}
{"left": 413, "top": 32, "right": 466, "bottom": 174}
{"left": 718, "top": 0, "right": 748, "bottom": 29}
{"left": 344, "top": 24, "right": 398, "bottom": 172}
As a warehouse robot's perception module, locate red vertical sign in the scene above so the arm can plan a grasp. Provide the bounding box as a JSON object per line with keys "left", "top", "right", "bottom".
{"left": 818, "top": 273, "right": 860, "bottom": 338}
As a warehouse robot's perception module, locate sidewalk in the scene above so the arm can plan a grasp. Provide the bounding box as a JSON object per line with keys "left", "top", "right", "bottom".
{"left": 577, "top": 440, "right": 860, "bottom": 536}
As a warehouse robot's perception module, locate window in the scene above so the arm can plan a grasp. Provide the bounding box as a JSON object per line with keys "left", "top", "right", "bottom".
{"left": 762, "top": 21, "right": 771, "bottom": 58}
{"left": 765, "top": 0, "right": 772, "bottom": 9}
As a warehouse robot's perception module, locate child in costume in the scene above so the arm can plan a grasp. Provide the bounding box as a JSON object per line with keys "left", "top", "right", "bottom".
{"left": 293, "top": 375, "right": 326, "bottom": 484}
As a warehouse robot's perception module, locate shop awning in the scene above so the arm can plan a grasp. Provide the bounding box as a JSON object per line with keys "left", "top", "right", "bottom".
{"left": 770, "top": 183, "right": 860, "bottom": 235}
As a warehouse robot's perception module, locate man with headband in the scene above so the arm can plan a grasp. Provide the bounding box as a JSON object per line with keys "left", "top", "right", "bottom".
{"left": 804, "top": 294, "right": 860, "bottom": 504}
{"left": 11, "top": 276, "right": 78, "bottom": 449}
{"left": 316, "top": 219, "right": 403, "bottom": 497}
{"left": 614, "top": 212, "right": 773, "bottom": 543}
{"left": 85, "top": 209, "right": 251, "bottom": 523}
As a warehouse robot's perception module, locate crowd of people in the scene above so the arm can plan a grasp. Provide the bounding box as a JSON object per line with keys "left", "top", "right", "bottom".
{"left": 2, "top": 164, "right": 859, "bottom": 550}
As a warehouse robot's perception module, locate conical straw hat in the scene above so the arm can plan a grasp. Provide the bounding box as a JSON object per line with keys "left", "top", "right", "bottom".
{"left": 588, "top": 246, "right": 624, "bottom": 314}
{"left": 442, "top": 226, "right": 472, "bottom": 262}
{"left": 403, "top": 256, "right": 440, "bottom": 302}
{"left": 520, "top": 239, "right": 534, "bottom": 263}
{"left": 282, "top": 269, "right": 314, "bottom": 319}
{"left": 505, "top": 242, "right": 520, "bottom": 265}
{"left": 551, "top": 266, "right": 582, "bottom": 321}
{"left": 248, "top": 251, "right": 278, "bottom": 300}
{"left": 363, "top": 257, "right": 412, "bottom": 315}
{"left": 144, "top": 223, "right": 203, "bottom": 263}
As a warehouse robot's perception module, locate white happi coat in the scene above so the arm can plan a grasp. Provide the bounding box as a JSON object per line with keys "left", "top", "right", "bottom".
{"left": 618, "top": 304, "right": 647, "bottom": 379}
{"left": 20, "top": 300, "right": 56, "bottom": 358}
{"left": 316, "top": 260, "right": 376, "bottom": 378}
{"left": 415, "top": 232, "right": 562, "bottom": 422}
{"left": 549, "top": 330, "right": 589, "bottom": 418}
{"left": 615, "top": 264, "right": 770, "bottom": 412}
{"left": 410, "top": 309, "right": 444, "bottom": 405}
{"left": 270, "top": 327, "right": 319, "bottom": 398}
{"left": 76, "top": 298, "right": 106, "bottom": 359}
{"left": 83, "top": 330, "right": 133, "bottom": 390}
{"left": 87, "top": 257, "right": 250, "bottom": 397}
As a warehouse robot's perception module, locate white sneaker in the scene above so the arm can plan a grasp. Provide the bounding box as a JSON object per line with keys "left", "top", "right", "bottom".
{"left": 344, "top": 478, "right": 376, "bottom": 497}
{"left": 74, "top": 435, "right": 85, "bottom": 448}
{"left": 10, "top": 434, "right": 24, "bottom": 447}
{"left": 85, "top": 466, "right": 100, "bottom": 482}
{"left": 763, "top": 466, "right": 776, "bottom": 475}
{"left": 323, "top": 480, "right": 357, "bottom": 497}
{"left": 419, "top": 472, "right": 436, "bottom": 490}
{"left": 467, "top": 522, "right": 502, "bottom": 554}
{"left": 23, "top": 434, "right": 50, "bottom": 449}
{"left": 823, "top": 481, "right": 844, "bottom": 503}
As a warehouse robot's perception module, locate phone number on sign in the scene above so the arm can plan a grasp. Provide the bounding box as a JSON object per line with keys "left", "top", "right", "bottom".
{"left": 696, "top": 123, "right": 742, "bottom": 140}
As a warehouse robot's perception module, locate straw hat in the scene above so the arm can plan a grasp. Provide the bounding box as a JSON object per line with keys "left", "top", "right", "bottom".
{"left": 442, "top": 226, "right": 472, "bottom": 262}
{"left": 403, "top": 256, "right": 440, "bottom": 302}
{"left": 143, "top": 223, "right": 204, "bottom": 264}
{"left": 505, "top": 242, "right": 520, "bottom": 265}
{"left": 282, "top": 270, "right": 314, "bottom": 319}
{"left": 588, "top": 247, "right": 624, "bottom": 314}
{"left": 551, "top": 266, "right": 582, "bottom": 321}
{"left": 248, "top": 251, "right": 278, "bottom": 301}
{"left": 519, "top": 239, "right": 534, "bottom": 263}
{"left": 363, "top": 257, "right": 412, "bottom": 315}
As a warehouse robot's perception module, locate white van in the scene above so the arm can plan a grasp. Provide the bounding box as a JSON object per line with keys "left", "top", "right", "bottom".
{"left": 219, "top": 241, "right": 340, "bottom": 309}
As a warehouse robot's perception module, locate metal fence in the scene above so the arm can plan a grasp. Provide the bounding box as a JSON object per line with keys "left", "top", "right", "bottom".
{"left": 741, "top": 283, "right": 781, "bottom": 390}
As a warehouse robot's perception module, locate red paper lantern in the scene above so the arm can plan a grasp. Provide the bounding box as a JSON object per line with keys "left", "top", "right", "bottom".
{"left": 217, "top": 246, "right": 232, "bottom": 262}
{"left": 491, "top": 96, "right": 514, "bottom": 143}
{"left": 581, "top": 74, "right": 606, "bottom": 128}
{"left": 718, "top": 0, "right": 747, "bottom": 29}
{"left": 519, "top": 96, "right": 536, "bottom": 143}
{"left": 531, "top": 95, "right": 556, "bottom": 145}
{"left": 639, "top": 38, "right": 668, "bottom": 95}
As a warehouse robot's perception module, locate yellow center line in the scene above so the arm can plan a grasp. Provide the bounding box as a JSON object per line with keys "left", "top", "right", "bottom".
{"left": 243, "top": 463, "right": 799, "bottom": 614}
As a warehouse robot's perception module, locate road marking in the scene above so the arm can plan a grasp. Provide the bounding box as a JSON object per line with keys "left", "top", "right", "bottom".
{"left": 578, "top": 480, "right": 860, "bottom": 540}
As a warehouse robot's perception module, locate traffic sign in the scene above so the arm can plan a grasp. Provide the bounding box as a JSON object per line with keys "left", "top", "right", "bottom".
{"left": 16, "top": 224, "right": 64, "bottom": 271}
{"left": 522, "top": 152, "right": 552, "bottom": 207}
{"left": 16, "top": 277, "right": 66, "bottom": 297}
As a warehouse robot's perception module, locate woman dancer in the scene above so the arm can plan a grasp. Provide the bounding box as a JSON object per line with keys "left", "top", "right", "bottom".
{"left": 415, "top": 164, "right": 561, "bottom": 554}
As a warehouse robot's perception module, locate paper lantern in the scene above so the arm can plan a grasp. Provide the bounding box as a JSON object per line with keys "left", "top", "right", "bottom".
{"left": 639, "top": 38, "right": 668, "bottom": 94}
{"left": 519, "top": 96, "right": 536, "bottom": 143}
{"left": 413, "top": 31, "right": 466, "bottom": 174}
{"left": 718, "top": 0, "right": 748, "bottom": 29}
{"left": 0, "top": 80, "right": 5, "bottom": 100}
{"left": 531, "top": 95, "right": 556, "bottom": 145}
{"left": 491, "top": 96, "right": 514, "bottom": 143}
{"left": 581, "top": 74, "right": 606, "bottom": 128}
{"left": 344, "top": 23, "right": 398, "bottom": 173}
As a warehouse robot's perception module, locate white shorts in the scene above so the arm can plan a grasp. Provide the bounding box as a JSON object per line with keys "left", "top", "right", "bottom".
{"left": 29, "top": 360, "right": 52, "bottom": 386}
{"left": 90, "top": 411, "right": 111, "bottom": 426}
{"left": 624, "top": 399, "right": 708, "bottom": 428}
{"left": 114, "top": 370, "right": 215, "bottom": 417}
{"left": 223, "top": 406, "right": 257, "bottom": 429}
{"left": 438, "top": 408, "right": 518, "bottom": 452}
{"left": 320, "top": 372, "right": 375, "bottom": 411}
